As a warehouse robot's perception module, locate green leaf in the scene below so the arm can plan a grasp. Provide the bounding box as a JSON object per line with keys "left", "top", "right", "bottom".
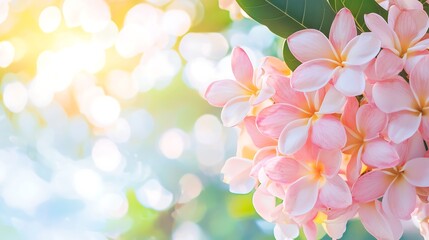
{"left": 282, "top": 39, "right": 300, "bottom": 71}
{"left": 236, "top": 0, "right": 336, "bottom": 39}
{"left": 328, "top": 0, "right": 388, "bottom": 32}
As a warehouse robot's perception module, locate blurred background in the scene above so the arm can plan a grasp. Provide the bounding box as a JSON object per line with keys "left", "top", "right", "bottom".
{"left": 0, "top": 0, "right": 423, "bottom": 239}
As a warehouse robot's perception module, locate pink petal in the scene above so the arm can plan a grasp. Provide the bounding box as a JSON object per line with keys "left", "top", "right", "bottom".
{"left": 319, "top": 175, "right": 352, "bottom": 209}
{"left": 387, "top": 111, "right": 421, "bottom": 143}
{"left": 365, "top": 13, "right": 400, "bottom": 54}
{"left": 221, "top": 157, "right": 255, "bottom": 194}
{"left": 264, "top": 157, "right": 303, "bottom": 184}
{"left": 361, "top": 139, "right": 400, "bottom": 168}
{"left": 253, "top": 186, "right": 277, "bottom": 222}
{"left": 290, "top": 59, "right": 338, "bottom": 92}
{"left": 408, "top": 38, "right": 429, "bottom": 52}
{"left": 393, "top": 0, "right": 423, "bottom": 10}
{"left": 410, "top": 56, "right": 429, "bottom": 107}
{"left": 267, "top": 75, "right": 307, "bottom": 108}
{"left": 231, "top": 47, "right": 254, "bottom": 88}
{"left": 341, "top": 33, "right": 381, "bottom": 66}
{"left": 393, "top": 131, "right": 426, "bottom": 163}
{"left": 374, "top": 49, "right": 405, "bottom": 79}
{"left": 334, "top": 67, "right": 366, "bottom": 96}
{"left": 256, "top": 103, "right": 304, "bottom": 139}
{"left": 303, "top": 221, "right": 317, "bottom": 240}
{"left": 250, "top": 146, "right": 277, "bottom": 178}
{"left": 403, "top": 157, "right": 429, "bottom": 187}
{"left": 341, "top": 97, "right": 359, "bottom": 130}
{"left": 318, "top": 86, "right": 347, "bottom": 114}
{"left": 352, "top": 170, "right": 394, "bottom": 203}
{"left": 324, "top": 205, "right": 359, "bottom": 239}
{"left": 359, "top": 201, "right": 403, "bottom": 240}
{"left": 373, "top": 79, "right": 417, "bottom": 113}
{"left": 329, "top": 8, "right": 357, "bottom": 53}
{"left": 287, "top": 29, "right": 337, "bottom": 63}
{"left": 243, "top": 116, "right": 276, "bottom": 149}
{"left": 404, "top": 50, "right": 429, "bottom": 74}
{"left": 251, "top": 83, "right": 275, "bottom": 105}
{"left": 284, "top": 176, "right": 319, "bottom": 216}
{"left": 205, "top": 80, "right": 249, "bottom": 107}
{"left": 221, "top": 96, "right": 251, "bottom": 127}
{"left": 356, "top": 104, "right": 388, "bottom": 140}
{"left": 394, "top": 9, "right": 429, "bottom": 51}
{"left": 382, "top": 176, "right": 416, "bottom": 219}
{"left": 261, "top": 56, "right": 290, "bottom": 76}
{"left": 311, "top": 116, "right": 346, "bottom": 150}
{"left": 278, "top": 119, "right": 311, "bottom": 155}
{"left": 274, "top": 223, "right": 300, "bottom": 240}
{"left": 317, "top": 149, "right": 342, "bottom": 177}
{"left": 347, "top": 149, "right": 363, "bottom": 185}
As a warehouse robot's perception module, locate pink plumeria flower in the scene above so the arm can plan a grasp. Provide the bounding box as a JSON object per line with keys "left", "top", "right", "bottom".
{"left": 257, "top": 77, "right": 347, "bottom": 155}
{"left": 288, "top": 8, "right": 381, "bottom": 96}
{"left": 352, "top": 133, "right": 429, "bottom": 220}
{"left": 205, "top": 47, "right": 275, "bottom": 127}
{"left": 373, "top": 56, "right": 429, "bottom": 143}
{"left": 264, "top": 143, "right": 352, "bottom": 216}
{"left": 342, "top": 102, "right": 399, "bottom": 183}
{"left": 322, "top": 204, "right": 359, "bottom": 239}
{"left": 365, "top": 6, "right": 429, "bottom": 73}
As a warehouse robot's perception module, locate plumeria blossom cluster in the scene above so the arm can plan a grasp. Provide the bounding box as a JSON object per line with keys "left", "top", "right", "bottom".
{"left": 206, "top": 3, "right": 429, "bottom": 240}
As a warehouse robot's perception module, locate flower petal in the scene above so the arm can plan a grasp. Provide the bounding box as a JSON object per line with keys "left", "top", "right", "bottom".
{"left": 374, "top": 49, "right": 405, "bottom": 79}
{"left": 318, "top": 86, "right": 347, "bottom": 114}
{"left": 352, "top": 170, "right": 394, "bottom": 203}
{"left": 264, "top": 157, "right": 304, "bottom": 184}
{"left": 244, "top": 116, "right": 276, "bottom": 148}
{"left": 205, "top": 80, "right": 249, "bottom": 107}
{"left": 403, "top": 157, "right": 429, "bottom": 187}
{"left": 382, "top": 176, "right": 416, "bottom": 219}
{"left": 346, "top": 149, "right": 363, "bottom": 185}
{"left": 387, "top": 111, "right": 421, "bottom": 143}
{"left": 356, "top": 104, "right": 388, "bottom": 140}
{"left": 221, "top": 157, "right": 255, "bottom": 194}
{"left": 231, "top": 47, "right": 254, "bottom": 88}
{"left": 410, "top": 56, "right": 429, "bottom": 107}
{"left": 342, "top": 33, "right": 381, "bottom": 66}
{"left": 261, "top": 56, "right": 291, "bottom": 76}
{"left": 373, "top": 79, "right": 417, "bottom": 113}
{"left": 290, "top": 59, "right": 338, "bottom": 92}
{"left": 365, "top": 13, "right": 400, "bottom": 53}
{"left": 274, "top": 223, "right": 300, "bottom": 240}
{"left": 253, "top": 186, "right": 277, "bottom": 222}
{"left": 278, "top": 119, "right": 311, "bottom": 155}
{"left": 334, "top": 67, "right": 366, "bottom": 96}
{"left": 284, "top": 176, "right": 319, "bottom": 216}
{"left": 267, "top": 75, "right": 307, "bottom": 108}
{"left": 341, "top": 97, "right": 359, "bottom": 130}
{"left": 361, "top": 139, "right": 400, "bottom": 168}
{"left": 287, "top": 29, "right": 337, "bottom": 62}
{"left": 256, "top": 103, "right": 304, "bottom": 139}
{"left": 319, "top": 175, "right": 352, "bottom": 209}
{"left": 329, "top": 8, "right": 357, "bottom": 53}
{"left": 221, "top": 96, "right": 251, "bottom": 127}
{"left": 359, "top": 201, "right": 403, "bottom": 240}
{"left": 317, "top": 149, "right": 342, "bottom": 178}
{"left": 394, "top": 9, "right": 429, "bottom": 51}
{"left": 251, "top": 82, "right": 275, "bottom": 105}
{"left": 311, "top": 116, "right": 346, "bottom": 150}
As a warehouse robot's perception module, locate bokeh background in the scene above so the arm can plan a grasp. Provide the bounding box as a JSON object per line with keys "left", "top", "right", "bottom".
{"left": 0, "top": 0, "right": 424, "bottom": 239}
